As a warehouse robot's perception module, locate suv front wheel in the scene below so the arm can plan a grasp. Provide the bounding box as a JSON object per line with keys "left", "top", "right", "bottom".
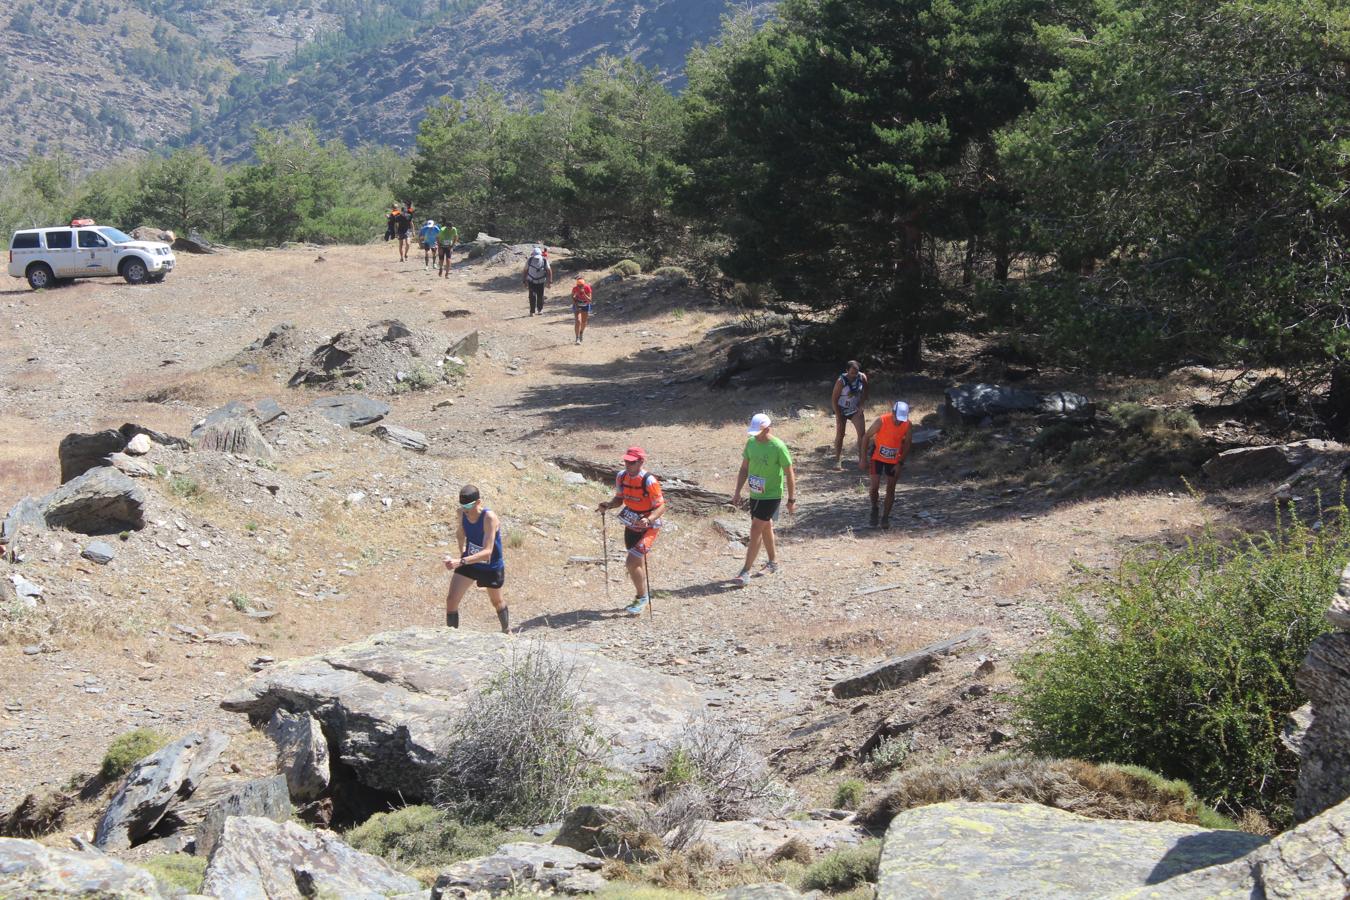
{"left": 121, "top": 258, "right": 149, "bottom": 285}
{"left": 26, "top": 263, "right": 54, "bottom": 290}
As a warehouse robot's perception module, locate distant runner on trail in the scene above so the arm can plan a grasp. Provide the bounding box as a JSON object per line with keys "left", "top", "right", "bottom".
{"left": 438, "top": 222, "right": 459, "bottom": 278}
{"left": 860, "top": 400, "right": 912, "bottom": 528}
{"left": 443, "top": 485, "right": 511, "bottom": 633}
{"left": 596, "top": 446, "right": 665, "bottom": 615}
{"left": 731, "top": 413, "right": 796, "bottom": 587}
{"left": 419, "top": 219, "right": 440, "bottom": 269}
{"left": 394, "top": 207, "right": 412, "bottom": 262}
{"left": 384, "top": 205, "right": 399, "bottom": 241}
{"left": 523, "top": 246, "right": 552, "bottom": 315}
{"left": 571, "top": 276, "right": 593, "bottom": 344}
{"left": 831, "top": 360, "right": 869, "bottom": 469}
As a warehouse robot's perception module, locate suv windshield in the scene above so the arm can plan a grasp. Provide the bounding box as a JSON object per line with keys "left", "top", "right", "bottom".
{"left": 97, "top": 227, "right": 134, "bottom": 244}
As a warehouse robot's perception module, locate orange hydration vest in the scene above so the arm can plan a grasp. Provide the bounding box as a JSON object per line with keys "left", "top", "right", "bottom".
{"left": 871, "top": 414, "right": 912, "bottom": 464}
{"left": 615, "top": 469, "right": 664, "bottom": 529}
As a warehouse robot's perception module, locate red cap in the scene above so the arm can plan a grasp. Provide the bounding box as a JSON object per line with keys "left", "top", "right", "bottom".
{"left": 622, "top": 446, "right": 646, "bottom": 462}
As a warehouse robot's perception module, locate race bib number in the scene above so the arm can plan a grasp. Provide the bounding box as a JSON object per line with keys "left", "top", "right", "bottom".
{"left": 879, "top": 446, "right": 899, "bottom": 460}
{"left": 465, "top": 541, "right": 483, "bottom": 555}
{"left": 619, "top": 507, "right": 643, "bottom": 527}
{"left": 748, "top": 475, "right": 766, "bottom": 494}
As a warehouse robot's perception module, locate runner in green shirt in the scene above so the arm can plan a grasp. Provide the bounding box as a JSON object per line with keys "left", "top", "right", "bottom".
{"left": 730, "top": 412, "right": 797, "bottom": 587}
{"left": 438, "top": 222, "right": 460, "bottom": 278}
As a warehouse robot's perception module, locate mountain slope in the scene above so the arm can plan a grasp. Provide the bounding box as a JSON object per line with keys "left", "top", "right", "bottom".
{"left": 0, "top": 0, "right": 758, "bottom": 168}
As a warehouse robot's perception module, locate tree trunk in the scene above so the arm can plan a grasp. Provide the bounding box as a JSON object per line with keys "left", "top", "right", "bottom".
{"left": 994, "top": 237, "right": 1010, "bottom": 282}
{"left": 963, "top": 237, "right": 978, "bottom": 286}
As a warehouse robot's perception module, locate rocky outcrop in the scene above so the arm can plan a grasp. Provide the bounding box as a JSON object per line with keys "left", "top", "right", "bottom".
{"left": 94, "top": 730, "right": 228, "bottom": 849}
{"left": 194, "top": 413, "right": 274, "bottom": 458}
{"left": 58, "top": 429, "right": 128, "bottom": 483}
{"left": 43, "top": 466, "right": 147, "bottom": 533}
{"left": 0, "top": 837, "right": 169, "bottom": 897}
{"left": 264, "top": 709, "right": 331, "bottom": 802}
{"left": 876, "top": 801, "right": 1265, "bottom": 899}
{"left": 431, "top": 842, "right": 606, "bottom": 898}
{"left": 191, "top": 775, "right": 292, "bottom": 858}
{"left": 1295, "top": 563, "right": 1350, "bottom": 822}
{"left": 373, "top": 423, "right": 429, "bottom": 452}
{"left": 200, "top": 815, "right": 421, "bottom": 899}
{"left": 941, "top": 384, "right": 1041, "bottom": 425}
{"left": 221, "top": 628, "right": 704, "bottom": 801}
{"left": 1202, "top": 440, "right": 1345, "bottom": 486}
{"left": 1123, "top": 795, "right": 1350, "bottom": 898}
{"left": 832, "top": 629, "right": 989, "bottom": 699}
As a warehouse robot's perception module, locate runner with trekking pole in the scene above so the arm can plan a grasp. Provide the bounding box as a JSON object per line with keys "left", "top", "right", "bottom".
{"left": 596, "top": 446, "right": 665, "bottom": 615}
{"left": 599, "top": 508, "right": 612, "bottom": 606}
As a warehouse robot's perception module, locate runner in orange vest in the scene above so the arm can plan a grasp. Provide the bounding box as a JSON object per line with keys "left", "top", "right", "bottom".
{"left": 596, "top": 446, "right": 665, "bottom": 614}
{"left": 571, "top": 276, "right": 593, "bottom": 344}
{"left": 860, "top": 401, "right": 912, "bottom": 528}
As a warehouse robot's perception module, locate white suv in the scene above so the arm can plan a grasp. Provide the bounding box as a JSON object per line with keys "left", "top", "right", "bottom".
{"left": 8, "top": 224, "right": 176, "bottom": 289}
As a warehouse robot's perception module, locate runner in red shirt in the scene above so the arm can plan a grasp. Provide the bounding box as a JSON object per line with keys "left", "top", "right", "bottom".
{"left": 596, "top": 446, "right": 665, "bottom": 614}
{"left": 571, "top": 276, "right": 593, "bottom": 345}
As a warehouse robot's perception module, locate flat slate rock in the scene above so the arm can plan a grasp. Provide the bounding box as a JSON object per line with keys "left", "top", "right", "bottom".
{"left": 43, "top": 466, "right": 147, "bottom": 534}
{"left": 432, "top": 841, "right": 605, "bottom": 898}
{"left": 0, "top": 837, "right": 168, "bottom": 897}
{"left": 373, "top": 424, "right": 429, "bottom": 452}
{"left": 833, "top": 629, "right": 990, "bottom": 698}
{"left": 876, "top": 801, "right": 1266, "bottom": 900}
{"left": 307, "top": 394, "right": 390, "bottom": 428}
{"left": 221, "top": 628, "right": 704, "bottom": 800}
{"left": 264, "top": 709, "right": 331, "bottom": 802}
{"left": 201, "top": 815, "right": 420, "bottom": 900}
{"left": 94, "top": 730, "right": 228, "bottom": 850}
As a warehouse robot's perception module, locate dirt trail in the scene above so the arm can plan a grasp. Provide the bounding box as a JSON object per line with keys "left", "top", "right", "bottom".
{"left": 0, "top": 244, "right": 1213, "bottom": 813}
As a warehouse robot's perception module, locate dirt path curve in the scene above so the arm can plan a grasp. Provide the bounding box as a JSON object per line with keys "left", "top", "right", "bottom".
{"left": 0, "top": 243, "right": 1211, "bottom": 812}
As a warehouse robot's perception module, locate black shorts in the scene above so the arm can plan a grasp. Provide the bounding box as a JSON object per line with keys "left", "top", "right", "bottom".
{"left": 872, "top": 460, "right": 899, "bottom": 478}
{"left": 749, "top": 498, "right": 781, "bottom": 522}
{"left": 397, "top": 230, "right": 410, "bottom": 240}
{"left": 454, "top": 563, "right": 505, "bottom": 589}
{"left": 439, "top": 244, "right": 453, "bottom": 259}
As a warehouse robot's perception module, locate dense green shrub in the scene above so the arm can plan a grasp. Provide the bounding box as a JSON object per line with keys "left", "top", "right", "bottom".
{"left": 100, "top": 729, "right": 168, "bottom": 783}
{"left": 1016, "top": 505, "right": 1349, "bottom": 820}
{"left": 799, "top": 841, "right": 880, "bottom": 892}
{"left": 832, "top": 778, "right": 865, "bottom": 810}
{"left": 344, "top": 805, "right": 504, "bottom": 870}
{"left": 610, "top": 259, "right": 642, "bottom": 277}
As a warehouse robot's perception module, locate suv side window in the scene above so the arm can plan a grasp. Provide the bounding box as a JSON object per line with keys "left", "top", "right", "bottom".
{"left": 10, "top": 233, "right": 39, "bottom": 250}
{"left": 77, "top": 230, "right": 108, "bottom": 248}
{"left": 44, "top": 230, "right": 73, "bottom": 249}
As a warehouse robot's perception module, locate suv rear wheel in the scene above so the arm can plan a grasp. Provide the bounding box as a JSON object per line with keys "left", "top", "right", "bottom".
{"left": 121, "top": 258, "right": 148, "bottom": 285}
{"left": 26, "top": 263, "right": 54, "bottom": 290}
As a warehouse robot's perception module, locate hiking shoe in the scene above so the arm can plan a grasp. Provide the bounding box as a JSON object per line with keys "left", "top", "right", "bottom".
{"left": 625, "top": 595, "right": 649, "bottom": 615}
{"left": 732, "top": 570, "right": 750, "bottom": 587}
{"left": 762, "top": 560, "right": 779, "bottom": 575}
{"left": 869, "top": 508, "right": 880, "bottom": 527}
{"left": 575, "top": 337, "right": 582, "bottom": 345}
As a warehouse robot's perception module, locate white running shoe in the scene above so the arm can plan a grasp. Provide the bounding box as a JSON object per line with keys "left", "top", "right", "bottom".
{"left": 732, "top": 570, "right": 750, "bottom": 587}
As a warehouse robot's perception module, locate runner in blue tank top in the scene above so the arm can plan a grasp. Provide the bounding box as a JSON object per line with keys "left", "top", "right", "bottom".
{"left": 443, "top": 484, "right": 510, "bottom": 633}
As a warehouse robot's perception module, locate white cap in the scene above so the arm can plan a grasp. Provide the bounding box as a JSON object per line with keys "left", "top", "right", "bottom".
{"left": 893, "top": 401, "right": 910, "bottom": 422}
{"left": 425, "top": 219, "right": 434, "bottom": 227}
{"left": 747, "top": 412, "right": 772, "bottom": 435}
{"left": 531, "top": 246, "right": 543, "bottom": 256}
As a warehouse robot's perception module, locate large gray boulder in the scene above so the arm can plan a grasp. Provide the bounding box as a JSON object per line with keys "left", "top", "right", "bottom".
{"left": 307, "top": 394, "right": 390, "bottom": 428}
{"left": 43, "top": 466, "right": 147, "bottom": 533}
{"left": 876, "top": 801, "right": 1265, "bottom": 899}
{"left": 1295, "top": 564, "right": 1350, "bottom": 822}
{"left": 58, "top": 429, "right": 127, "bottom": 483}
{"left": 191, "top": 775, "right": 292, "bottom": 858}
{"left": 0, "top": 837, "right": 169, "bottom": 897}
{"left": 1126, "top": 795, "right": 1350, "bottom": 898}
{"left": 264, "top": 709, "right": 331, "bottom": 801}
{"left": 941, "top": 384, "right": 1042, "bottom": 425}
{"left": 1202, "top": 440, "right": 1344, "bottom": 486}
{"left": 432, "top": 842, "right": 606, "bottom": 898}
{"left": 221, "top": 628, "right": 704, "bottom": 800}
{"left": 94, "top": 730, "right": 228, "bottom": 849}
{"left": 1, "top": 496, "right": 46, "bottom": 545}
{"left": 200, "top": 815, "right": 421, "bottom": 899}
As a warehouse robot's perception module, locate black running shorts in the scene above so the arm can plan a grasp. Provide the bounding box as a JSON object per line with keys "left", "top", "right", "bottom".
{"left": 454, "top": 563, "right": 505, "bottom": 589}
{"left": 748, "top": 498, "right": 781, "bottom": 522}
{"left": 872, "top": 460, "right": 898, "bottom": 478}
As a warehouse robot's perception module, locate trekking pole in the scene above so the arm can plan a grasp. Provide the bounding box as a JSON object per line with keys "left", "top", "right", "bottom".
{"left": 643, "top": 552, "right": 653, "bottom": 618}
{"left": 600, "top": 510, "right": 612, "bottom": 606}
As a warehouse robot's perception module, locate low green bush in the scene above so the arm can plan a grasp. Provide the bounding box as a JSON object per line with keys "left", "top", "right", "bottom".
{"left": 344, "top": 805, "right": 504, "bottom": 870}
{"left": 610, "top": 259, "right": 642, "bottom": 277}
{"left": 141, "top": 854, "right": 206, "bottom": 893}
{"left": 100, "top": 728, "right": 168, "bottom": 783}
{"left": 1016, "top": 504, "right": 1349, "bottom": 822}
{"left": 799, "top": 840, "right": 880, "bottom": 892}
{"left": 832, "top": 778, "right": 865, "bottom": 809}
{"left": 651, "top": 266, "right": 690, "bottom": 283}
